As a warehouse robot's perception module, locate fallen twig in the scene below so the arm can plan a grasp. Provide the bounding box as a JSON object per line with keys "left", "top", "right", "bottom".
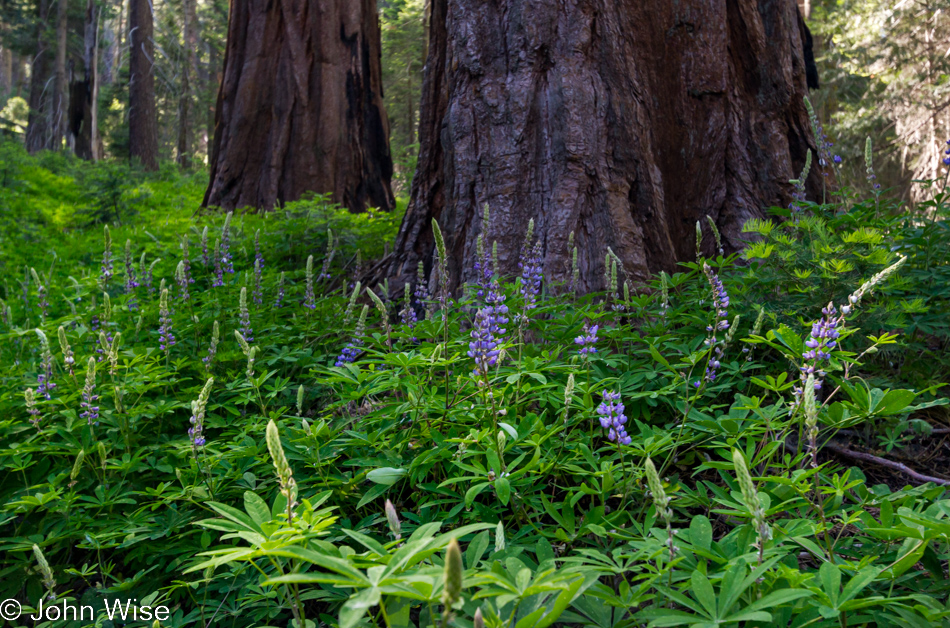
{"left": 824, "top": 443, "right": 950, "bottom": 486}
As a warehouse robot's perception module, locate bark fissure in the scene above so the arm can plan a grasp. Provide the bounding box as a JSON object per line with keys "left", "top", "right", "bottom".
{"left": 382, "top": 0, "right": 820, "bottom": 295}
{"left": 204, "top": 0, "right": 394, "bottom": 213}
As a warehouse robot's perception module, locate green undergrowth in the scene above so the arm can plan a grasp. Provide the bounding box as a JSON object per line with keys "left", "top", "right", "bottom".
{"left": 1, "top": 143, "right": 950, "bottom": 628}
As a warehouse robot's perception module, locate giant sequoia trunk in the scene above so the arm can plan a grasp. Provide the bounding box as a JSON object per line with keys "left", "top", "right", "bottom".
{"left": 128, "top": 0, "right": 158, "bottom": 170}
{"left": 384, "top": 0, "right": 821, "bottom": 294}
{"left": 203, "top": 0, "right": 395, "bottom": 213}
{"left": 25, "top": 0, "right": 53, "bottom": 153}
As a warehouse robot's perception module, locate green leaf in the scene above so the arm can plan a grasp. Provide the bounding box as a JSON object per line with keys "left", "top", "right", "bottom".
{"left": 243, "top": 491, "right": 272, "bottom": 527}
{"left": 495, "top": 477, "right": 511, "bottom": 506}
{"left": 875, "top": 389, "right": 916, "bottom": 416}
{"left": 366, "top": 467, "right": 407, "bottom": 486}
{"left": 689, "top": 515, "right": 712, "bottom": 550}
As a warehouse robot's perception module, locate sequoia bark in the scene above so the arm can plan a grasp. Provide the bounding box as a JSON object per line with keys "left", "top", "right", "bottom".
{"left": 383, "top": 0, "right": 821, "bottom": 295}
{"left": 129, "top": 0, "right": 158, "bottom": 170}
{"left": 203, "top": 0, "right": 394, "bottom": 213}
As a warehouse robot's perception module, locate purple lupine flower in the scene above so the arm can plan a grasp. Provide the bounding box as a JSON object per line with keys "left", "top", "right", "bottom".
{"left": 254, "top": 230, "right": 265, "bottom": 272}
{"left": 212, "top": 239, "right": 224, "bottom": 287}
{"left": 37, "top": 284, "right": 49, "bottom": 320}
{"left": 335, "top": 306, "right": 367, "bottom": 367}
{"left": 400, "top": 284, "right": 418, "bottom": 343}
{"left": 335, "top": 342, "right": 362, "bottom": 367}
{"left": 701, "top": 263, "right": 729, "bottom": 384}
{"left": 574, "top": 322, "right": 599, "bottom": 356}
{"left": 36, "top": 336, "right": 56, "bottom": 400}
{"left": 203, "top": 321, "right": 220, "bottom": 371}
{"left": 158, "top": 288, "right": 175, "bottom": 354}
{"left": 200, "top": 227, "right": 210, "bottom": 267}
{"left": 473, "top": 237, "right": 493, "bottom": 299}
{"left": 189, "top": 378, "right": 214, "bottom": 451}
{"left": 25, "top": 388, "right": 41, "bottom": 429}
{"left": 468, "top": 282, "right": 508, "bottom": 379}
{"left": 252, "top": 260, "right": 263, "bottom": 306}
{"left": 239, "top": 287, "right": 254, "bottom": 343}
{"left": 221, "top": 212, "right": 234, "bottom": 274}
{"left": 79, "top": 357, "right": 99, "bottom": 426}
{"left": 274, "top": 272, "right": 285, "bottom": 308}
{"left": 791, "top": 302, "right": 840, "bottom": 412}
{"left": 942, "top": 140, "right": 950, "bottom": 166}
{"left": 519, "top": 240, "right": 543, "bottom": 310}
{"left": 597, "top": 390, "right": 631, "bottom": 445}
{"left": 180, "top": 237, "right": 195, "bottom": 286}
{"left": 124, "top": 241, "right": 139, "bottom": 312}
{"left": 176, "top": 261, "right": 191, "bottom": 302}
{"left": 414, "top": 262, "right": 430, "bottom": 303}
{"left": 833, "top": 155, "right": 842, "bottom": 164}
{"left": 100, "top": 226, "right": 114, "bottom": 288}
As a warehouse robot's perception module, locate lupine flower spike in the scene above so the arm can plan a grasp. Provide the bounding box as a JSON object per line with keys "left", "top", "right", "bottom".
{"left": 597, "top": 390, "right": 631, "bottom": 444}
{"left": 574, "top": 321, "right": 599, "bottom": 356}
{"left": 274, "top": 272, "right": 286, "bottom": 308}
{"left": 176, "top": 260, "right": 191, "bottom": 301}
{"left": 790, "top": 149, "right": 813, "bottom": 215}
{"left": 238, "top": 287, "right": 253, "bottom": 342}
{"left": 57, "top": 326, "right": 74, "bottom": 376}
{"left": 804, "top": 373, "right": 819, "bottom": 468}
{"left": 699, "top": 263, "right": 730, "bottom": 384}
{"left": 220, "top": 211, "right": 234, "bottom": 274}
{"left": 367, "top": 287, "right": 392, "bottom": 349}
{"left": 792, "top": 256, "right": 906, "bottom": 412}
{"left": 732, "top": 449, "right": 770, "bottom": 564}
{"left": 124, "top": 239, "right": 139, "bottom": 311}
{"left": 203, "top": 320, "right": 220, "bottom": 371}
{"left": 200, "top": 226, "right": 210, "bottom": 266}
{"left": 80, "top": 357, "right": 99, "bottom": 425}
{"left": 385, "top": 499, "right": 402, "bottom": 540}
{"left": 318, "top": 229, "right": 336, "bottom": 281}
{"left": 441, "top": 539, "right": 463, "bottom": 624}
{"left": 519, "top": 238, "right": 543, "bottom": 311}
{"left": 304, "top": 255, "right": 316, "bottom": 309}
{"left": 706, "top": 216, "right": 723, "bottom": 255}
{"left": 252, "top": 259, "right": 263, "bottom": 306}
{"left": 234, "top": 330, "right": 257, "bottom": 379}
{"left": 212, "top": 239, "right": 224, "bottom": 287}
{"left": 254, "top": 229, "right": 264, "bottom": 271}
{"left": 659, "top": 271, "right": 670, "bottom": 316}
{"left": 344, "top": 281, "right": 361, "bottom": 325}
{"left": 804, "top": 96, "right": 838, "bottom": 173}
{"left": 25, "top": 388, "right": 41, "bottom": 429}
{"left": 399, "top": 283, "right": 418, "bottom": 342}
{"left": 468, "top": 283, "right": 508, "bottom": 380}
{"left": 35, "top": 329, "right": 56, "bottom": 399}
{"left": 265, "top": 419, "right": 298, "bottom": 520}
{"left": 432, "top": 219, "right": 449, "bottom": 319}
{"left": 695, "top": 221, "right": 703, "bottom": 261}
{"left": 189, "top": 377, "right": 214, "bottom": 451}
{"left": 645, "top": 458, "right": 675, "bottom": 560}
{"left": 30, "top": 268, "right": 49, "bottom": 321}
{"left": 158, "top": 288, "right": 175, "bottom": 355}
{"left": 145, "top": 258, "right": 160, "bottom": 296}
{"left": 33, "top": 544, "right": 56, "bottom": 600}
{"left": 335, "top": 305, "right": 368, "bottom": 367}
{"left": 100, "top": 225, "right": 113, "bottom": 289}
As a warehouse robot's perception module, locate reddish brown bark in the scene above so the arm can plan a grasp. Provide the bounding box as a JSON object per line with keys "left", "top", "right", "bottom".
{"left": 203, "top": 0, "right": 394, "bottom": 213}
{"left": 383, "top": 0, "right": 821, "bottom": 295}
{"left": 129, "top": 0, "right": 158, "bottom": 170}
{"left": 25, "top": 0, "right": 53, "bottom": 153}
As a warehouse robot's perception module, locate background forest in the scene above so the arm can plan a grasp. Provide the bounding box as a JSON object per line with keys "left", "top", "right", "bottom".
{"left": 2, "top": 1, "right": 950, "bottom": 628}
